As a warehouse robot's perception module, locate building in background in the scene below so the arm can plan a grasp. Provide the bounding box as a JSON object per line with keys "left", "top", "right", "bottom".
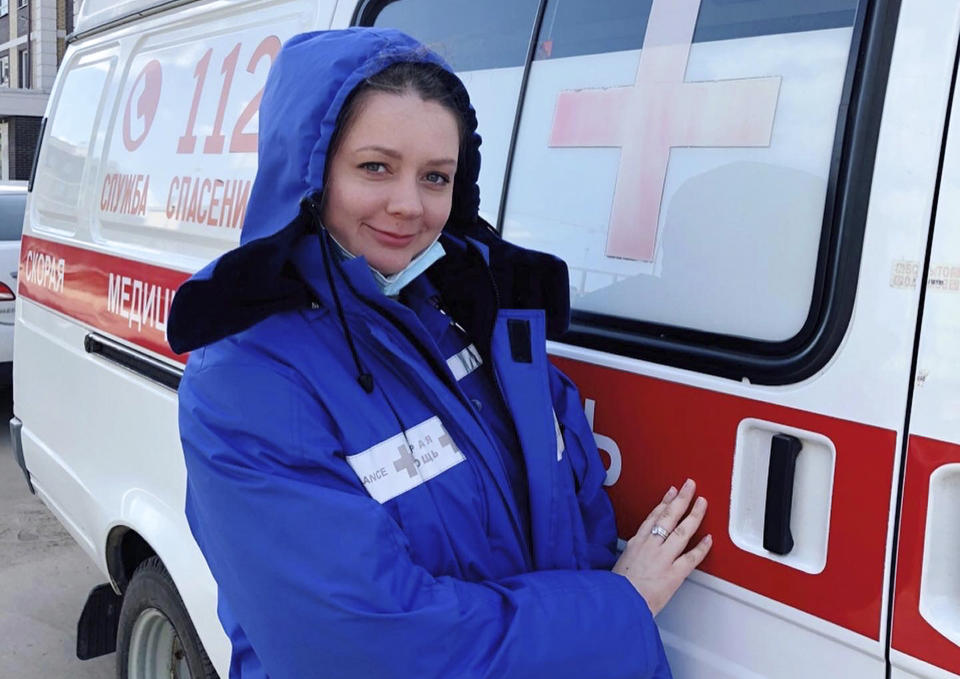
{"left": 0, "top": 0, "right": 75, "bottom": 180}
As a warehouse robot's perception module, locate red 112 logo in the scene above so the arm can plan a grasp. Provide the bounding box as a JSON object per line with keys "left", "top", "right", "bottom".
{"left": 121, "top": 35, "right": 281, "bottom": 155}
{"left": 178, "top": 36, "right": 281, "bottom": 155}
{"left": 123, "top": 59, "right": 162, "bottom": 152}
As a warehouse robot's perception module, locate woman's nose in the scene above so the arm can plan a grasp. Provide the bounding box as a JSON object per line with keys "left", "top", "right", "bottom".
{"left": 386, "top": 176, "right": 424, "bottom": 219}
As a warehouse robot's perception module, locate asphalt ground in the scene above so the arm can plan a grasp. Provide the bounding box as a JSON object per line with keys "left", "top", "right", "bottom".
{"left": 0, "top": 389, "right": 115, "bottom": 678}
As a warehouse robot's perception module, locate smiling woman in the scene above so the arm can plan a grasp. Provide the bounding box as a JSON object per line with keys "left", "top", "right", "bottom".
{"left": 167, "top": 28, "right": 709, "bottom": 679}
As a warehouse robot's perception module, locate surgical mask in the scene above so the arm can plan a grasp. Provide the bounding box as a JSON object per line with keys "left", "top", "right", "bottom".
{"left": 328, "top": 231, "right": 446, "bottom": 297}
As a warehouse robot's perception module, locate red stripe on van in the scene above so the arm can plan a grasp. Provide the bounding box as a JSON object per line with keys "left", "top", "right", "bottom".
{"left": 553, "top": 356, "right": 896, "bottom": 640}
{"left": 18, "top": 235, "right": 191, "bottom": 362}
{"left": 892, "top": 435, "right": 960, "bottom": 674}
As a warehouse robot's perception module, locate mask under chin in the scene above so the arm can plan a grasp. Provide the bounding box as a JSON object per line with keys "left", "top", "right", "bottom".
{"left": 328, "top": 230, "right": 447, "bottom": 297}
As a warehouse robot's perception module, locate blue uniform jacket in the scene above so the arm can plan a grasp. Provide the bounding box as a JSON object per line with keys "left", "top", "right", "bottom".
{"left": 168, "top": 28, "right": 670, "bottom": 679}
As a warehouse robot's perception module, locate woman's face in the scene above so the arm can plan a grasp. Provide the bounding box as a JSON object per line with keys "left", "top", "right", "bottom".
{"left": 322, "top": 90, "right": 460, "bottom": 275}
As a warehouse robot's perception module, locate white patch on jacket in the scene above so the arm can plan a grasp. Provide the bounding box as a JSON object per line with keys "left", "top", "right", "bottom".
{"left": 345, "top": 416, "right": 465, "bottom": 503}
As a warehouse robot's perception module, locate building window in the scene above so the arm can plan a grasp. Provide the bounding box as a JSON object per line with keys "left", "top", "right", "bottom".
{"left": 17, "top": 0, "right": 26, "bottom": 8}
{"left": 0, "top": 56, "right": 10, "bottom": 88}
{"left": 18, "top": 48, "right": 29, "bottom": 88}
{"left": 0, "top": 0, "right": 8, "bottom": 17}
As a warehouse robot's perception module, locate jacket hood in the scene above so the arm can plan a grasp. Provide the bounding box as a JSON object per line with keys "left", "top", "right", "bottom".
{"left": 243, "top": 28, "right": 480, "bottom": 246}
{"left": 167, "top": 28, "right": 567, "bottom": 355}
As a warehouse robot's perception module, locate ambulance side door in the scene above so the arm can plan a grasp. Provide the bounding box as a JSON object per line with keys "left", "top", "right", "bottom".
{"left": 890, "top": 12, "right": 960, "bottom": 675}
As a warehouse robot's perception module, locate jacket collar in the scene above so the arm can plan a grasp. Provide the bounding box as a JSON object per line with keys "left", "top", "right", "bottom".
{"left": 288, "top": 214, "right": 570, "bottom": 340}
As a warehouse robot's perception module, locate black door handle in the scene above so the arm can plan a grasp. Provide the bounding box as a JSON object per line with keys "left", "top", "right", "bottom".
{"left": 763, "top": 434, "right": 802, "bottom": 555}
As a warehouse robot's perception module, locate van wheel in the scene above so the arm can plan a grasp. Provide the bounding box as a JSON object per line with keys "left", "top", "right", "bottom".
{"left": 116, "top": 556, "right": 218, "bottom": 679}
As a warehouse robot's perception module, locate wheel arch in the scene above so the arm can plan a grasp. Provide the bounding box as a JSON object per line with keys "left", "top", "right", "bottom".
{"left": 106, "top": 524, "right": 156, "bottom": 594}
{"left": 103, "top": 490, "right": 231, "bottom": 673}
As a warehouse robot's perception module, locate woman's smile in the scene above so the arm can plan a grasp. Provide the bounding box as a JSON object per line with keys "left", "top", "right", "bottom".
{"left": 364, "top": 223, "right": 418, "bottom": 247}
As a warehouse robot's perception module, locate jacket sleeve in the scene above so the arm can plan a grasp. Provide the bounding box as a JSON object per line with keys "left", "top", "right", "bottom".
{"left": 548, "top": 363, "right": 625, "bottom": 570}
{"left": 179, "top": 350, "right": 670, "bottom": 679}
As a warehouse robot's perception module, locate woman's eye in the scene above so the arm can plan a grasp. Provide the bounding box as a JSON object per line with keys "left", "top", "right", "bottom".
{"left": 424, "top": 172, "right": 450, "bottom": 186}
{"left": 359, "top": 162, "right": 387, "bottom": 174}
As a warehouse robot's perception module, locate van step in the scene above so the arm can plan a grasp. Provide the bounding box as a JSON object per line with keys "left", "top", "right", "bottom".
{"left": 8, "top": 417, "right": 32, "bottom": 494}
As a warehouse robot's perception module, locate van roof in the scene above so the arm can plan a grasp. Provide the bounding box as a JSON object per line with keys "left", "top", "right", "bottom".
{"left": 74, "top": 0, "right": 197, "bottom": 39}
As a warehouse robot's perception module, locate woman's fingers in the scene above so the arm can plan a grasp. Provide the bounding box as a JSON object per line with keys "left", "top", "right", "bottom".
{"left": 614, "top": 480, "right": 712, "bottom": 616}
{"left": 636, "top": 485, "right": 678, "bottom": 537}
{"left": 664, "top": 495, "right": 708, "bottom": 558}
{"left": 662, "top": 485, "right": 678, "bottom": 505}
{"left": 677, "top": 534, "right": 713, "bottom": 577}
{"left": 614, "top": 507, "right": 712, "bottom": 615}
{"left": 651, "top": 478, "right": 697, "bottom": 536}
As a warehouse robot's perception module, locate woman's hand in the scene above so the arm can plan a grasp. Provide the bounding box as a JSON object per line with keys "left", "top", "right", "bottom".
{"left": 612, "top": 478, "right": 712, "bottom": 616}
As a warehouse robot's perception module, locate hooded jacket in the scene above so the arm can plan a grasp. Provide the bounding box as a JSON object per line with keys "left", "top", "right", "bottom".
{"left": 169, "top": 28, "right": 670, "bottom": 679}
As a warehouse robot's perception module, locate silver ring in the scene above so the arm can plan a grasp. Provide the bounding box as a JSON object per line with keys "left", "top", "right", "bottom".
{"left": 651, "top": 525, "right": 670, "bottom": 540}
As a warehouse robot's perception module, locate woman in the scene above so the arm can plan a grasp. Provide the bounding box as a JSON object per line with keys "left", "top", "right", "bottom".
{"left": 169, "top": 28, "right": 710, "bottom": 679}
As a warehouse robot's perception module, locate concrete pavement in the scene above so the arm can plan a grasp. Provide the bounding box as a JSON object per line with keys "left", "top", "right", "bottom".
{"left": 0, "top": 390, "right": 114, "bottom": 678}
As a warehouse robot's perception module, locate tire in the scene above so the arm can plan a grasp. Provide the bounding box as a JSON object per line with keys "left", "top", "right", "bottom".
{"left": 116, "top": 555, "right": 218, "bottom": 679}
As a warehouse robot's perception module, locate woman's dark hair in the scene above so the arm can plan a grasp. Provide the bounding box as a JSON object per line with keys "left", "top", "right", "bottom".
{"left": 327, "top": 60, "right": 469, "bottom": 162}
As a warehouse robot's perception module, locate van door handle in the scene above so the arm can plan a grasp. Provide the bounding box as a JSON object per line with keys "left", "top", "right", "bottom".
{"left": 763, "top": 434, "right": 803, "bottom": 555}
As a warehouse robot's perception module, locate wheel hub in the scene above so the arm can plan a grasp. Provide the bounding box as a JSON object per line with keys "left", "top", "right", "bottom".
{"left": 127, "top": 607, "right": 192, "bottom": 679}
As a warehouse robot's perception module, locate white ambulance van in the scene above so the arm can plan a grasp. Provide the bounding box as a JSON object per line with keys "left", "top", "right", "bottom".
{"left": 11, "top": 0, "right": 960, "bottom": 676}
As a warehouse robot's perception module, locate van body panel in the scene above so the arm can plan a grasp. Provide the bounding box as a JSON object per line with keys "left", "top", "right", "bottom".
{"left": 553, "top": 357, "right": 896, "bottom": 638}
{"left": 657, "top": 573, "right": 885, "bottom": 678}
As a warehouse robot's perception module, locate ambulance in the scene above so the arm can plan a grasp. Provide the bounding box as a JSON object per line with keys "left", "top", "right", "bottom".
{"left": 10, "top": 0, "right": 960, "bottom": 676}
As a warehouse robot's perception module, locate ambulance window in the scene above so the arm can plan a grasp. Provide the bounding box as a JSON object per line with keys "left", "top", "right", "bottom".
{"left": 33, "top": 54, "right": 114, "bottom": 232}
{"left": 357, "top": 0, "right": 540, "bottom": 223}
{"left": 362, "top": 0, "right": 537, "bottom": 70}
{"left": 535, "top": 1, "right": 857, "bottom": 60}
{"left": 501, "top": 0, "right": 880, "bottom": 383}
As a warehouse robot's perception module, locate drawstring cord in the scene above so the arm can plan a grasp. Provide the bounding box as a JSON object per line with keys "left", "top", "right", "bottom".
{"left": 304, "top": 196, "right": 375, "bottom": 394}
{"left": 302, "top": 199, "right": 429, "bottom": 461}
